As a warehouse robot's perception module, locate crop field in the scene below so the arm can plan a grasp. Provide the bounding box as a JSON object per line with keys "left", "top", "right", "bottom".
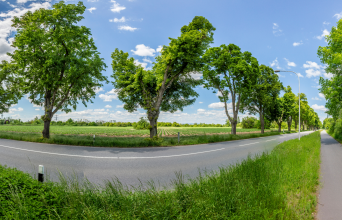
{"left": 0, "top": 125, "right": 279, "bottom": 137}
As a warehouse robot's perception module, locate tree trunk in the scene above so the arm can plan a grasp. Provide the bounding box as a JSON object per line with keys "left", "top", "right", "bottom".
{"left": 294, "top": 120, "right": 297, "bottom": 131}
{"left": 148, "top": 110, "right": 159, "bottom": 138}
{"left": 42, "top": 119, "right": 51, "bottom": 138}
{"left": 260, "top": 112, "right": 264, "bottom": 134}
{"left": 277, "top": 122, "right": 282, "bottom": 132}
{"left": 231, "top": 121, "right": 237, "bottom": 135}
{"left": 287, "top": 116, "right": 292, "bottom": 132}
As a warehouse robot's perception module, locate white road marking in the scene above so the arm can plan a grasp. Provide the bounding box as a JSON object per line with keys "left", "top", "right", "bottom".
{"left": 239, "top": 142, "right": 259, "bottom": 146}
{"left": 265, "top": 139, "right": 276, "bottom": 142}
{"left": 0, "top": 145, "right": 225, "bottom": 159}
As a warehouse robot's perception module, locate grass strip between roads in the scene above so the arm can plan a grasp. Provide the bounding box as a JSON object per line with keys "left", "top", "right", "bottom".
{"left": 0, "top": 130, "right": 298, "bottom": 147}
{"left": 0, "top": 131, "right": 320, "bottom": 219}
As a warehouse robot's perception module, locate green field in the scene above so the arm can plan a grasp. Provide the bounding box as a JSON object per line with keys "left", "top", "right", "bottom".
{"left": 0, "top": 125, "right": 278, "bottom": 137}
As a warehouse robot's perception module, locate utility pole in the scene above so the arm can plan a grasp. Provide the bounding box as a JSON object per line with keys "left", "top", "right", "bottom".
{"left": 55, "top": 114, "right": 58, "bottom": 122}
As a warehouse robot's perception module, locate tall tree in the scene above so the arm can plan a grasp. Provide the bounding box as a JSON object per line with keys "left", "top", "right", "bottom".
{"left": 9, "top": 1, "right": 108, "bottom": 138}
{"left": 240, "top": 65, "right": 282, "bottom": 133}
{"left": 0, "top": 61, "right": 23, "bottom": 115}
{"left": 283, "top": 86, "right": 296, "bottom": 131}
{"left": 202, "top": 44, "right": 259, "bottom": 134}
{"left": 111, "top": 16, "right": 215, "bottom": 138}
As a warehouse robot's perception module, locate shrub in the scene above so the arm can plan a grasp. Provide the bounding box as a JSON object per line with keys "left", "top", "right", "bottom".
{"left": 133, "top": 117, "right": 150, "bottom": 130}
{"left": 241, "top": 116, "right": 258, "bottom": 129}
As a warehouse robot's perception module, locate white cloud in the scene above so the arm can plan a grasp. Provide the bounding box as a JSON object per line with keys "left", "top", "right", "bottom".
{"left": 116, "top": 104, "right": 124, "bottom": 108}
{"left": 88, "top": 0, "right": 99, "bottom": 2}
{"left": 105, "top": 105, "right": 112, "bottom": 108}
{"left": 87, "top": 7, "right": 96, "bottom": 13}
{"left": 311, "top": 104, "right": 327, "bottom": 112}
{"left": 334, "top": 12, "right": 342, "bottom": 20}
{"left": 99, "top": 89, "right": 118, "bottom": 102}
{"left": 303, "top": 61, "right": 327, "bottom": 78}
{"left": 134, "top": 60, "right": 148, "bottom": 69}
{"left": 94, "top": 109, "right": 105, "bottom": 112}
{"left": 316, "top": 29, "right": 329, "bottom": 40}
{"left": 143, "top": 58, "right": 152, "bottom": 63}
{"left": 131, "top": 44, "right": 155, "bottom": 56}
{"left": 270, "top": 58, "right": 280, "bottom": 69}
{"left": 303, "top": 61, "right": 322, "bottom": 69}
{"left": 109, "top": 16, "right": 126, "bottom": 22}
{"left": 312, "top": 97, "right": 321, "bottom": 101}
{"left": 94, "top": 87, "right": 104, "bottom": 94}
{"left": 110, "top": 0, "right": 126, "bottom": 13}
{"left": 9, "top": 107, "right": 24, "bottom": 113}
{"left": 323, "top": 72, "right": 333, "bottom": 79}
{"left": 156, "top": 45, "right": 163, "bottom": 52}
{"left": 208, "top": 102, "right": 227, "bottom": 109}
{"left": 284, "top": 58, "right": 296, "bottom": 67}
{"left": 35, "top": 109, "right": 40, "bottom": 111}
{"left": 319, "top": 93, "right": 325, "bottom": 99}
{"left": 297, "top": 73, "right": 304, "bottom": 78}
{"left": 323, "top": 21, "right": 330, "bottom": 25}
{"left": 17, "top": 0, "right": 29, "bottom": 3}
{"left": 190, "top": 71, "right": 202, "bottom": 80}
{"left": 293, "top": 41, "right": 302, "bottom": 46}
{"left": 199, "top": 102, "right": 203, "bottom": 104}
{"left": 272, "top": 23, "right": 283, "bottom": 36}
{"left": 305, "top": 69, "right": 321, "bottom": 78}
{"left": 118, "top": 25, "right": 137, "bottom": 31}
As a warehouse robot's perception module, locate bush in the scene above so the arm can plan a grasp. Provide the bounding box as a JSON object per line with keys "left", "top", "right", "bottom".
{"left": 241, "top": 117, "right": 258, "bottom": 129}
{"left": 133, "top": 117, "right": 150, "bottom": 130}
{"left": 255, "top": 119, "right": 271, "bottom": 129}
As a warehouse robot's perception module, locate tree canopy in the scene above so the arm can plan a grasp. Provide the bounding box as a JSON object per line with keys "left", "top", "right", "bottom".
{"left": 111, "top": 16, "right": 215, "bottom": 138}
{"left": 202, "top": 44, "right": 259, "bottom": 134}
{"left": 8, "top": 1, "right": 108, "bottom": 138}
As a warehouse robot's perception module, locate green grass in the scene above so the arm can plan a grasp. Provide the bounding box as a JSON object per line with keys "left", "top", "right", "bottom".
{"left": 0, "top": 129, "right": 297, "bottom": 147}
{"left": 0, "top": 125, "right": 284, "bottom": 137}
{"left": 0, "top": 131, "right": 320, "bottom": 219}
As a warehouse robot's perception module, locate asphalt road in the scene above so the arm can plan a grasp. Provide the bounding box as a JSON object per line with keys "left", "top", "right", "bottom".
{"left": 317, "top": 131, "right": 342, "bottom": 220}
{"left": 0, "top": 131, "right": 313, "bottom": 190}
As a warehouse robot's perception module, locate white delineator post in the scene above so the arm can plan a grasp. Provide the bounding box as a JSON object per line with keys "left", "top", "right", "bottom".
{"left": 38, "top": 165, "right": 44, "bottom": 182}
{"left": 93, "top": 134, "right": 95, "bottom": 145}
{"left": 178, "top": 132, "right": 180, "bottom": 143}
{"left": 275, "top": 70, "right": 300, "bottom": 140}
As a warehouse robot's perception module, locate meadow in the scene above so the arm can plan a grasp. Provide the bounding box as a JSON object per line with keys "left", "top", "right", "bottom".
{"left": 0, "top": 125, "right": 279, "bottom": 137}
{"left": 0, "top": 131, "right": 321, "bottom": 219}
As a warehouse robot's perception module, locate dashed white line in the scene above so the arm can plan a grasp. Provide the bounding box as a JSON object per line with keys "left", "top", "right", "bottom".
{"left": 239, "top": 142, "right": 259, "bottom": 147}
{"left": 0, "top": 145, "right": 225, "bottom": 159}
{"left": 266, "top": 139, "right": 276, "bottom": 142}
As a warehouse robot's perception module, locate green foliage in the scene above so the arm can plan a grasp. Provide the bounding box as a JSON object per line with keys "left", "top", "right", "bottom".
{"left": 133, "top": 117, "right": 150, "bottom": 130}
{"left": 0, "top": 61, "right": 23, "bottom": 114}
{"left": 225, "top": 119, "right": 231, "bottom": 127}
{"left": 0, "top": 132, "right": 320, "bottom": 219}
{"left": 111, "top": 16, "right": 215, "bottom": 137}
{"left": 9, "top": 1, "right": 108, "bottom": 138}
{"left": 202, "top": 44, "right": 260, "bottom": 134}
{"left": 256, "top": 119, "right": 271, "bottom": 129}
{"left": 241, "top": 116, "right": 258, "bottom": 129}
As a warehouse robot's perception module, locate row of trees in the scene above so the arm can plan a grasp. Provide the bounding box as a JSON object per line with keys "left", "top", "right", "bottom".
{"left": 318, "top": 18, "right": 342, "bottom": 139}
{"left": 0, "top": 1, "right": 321, "bottom": 139}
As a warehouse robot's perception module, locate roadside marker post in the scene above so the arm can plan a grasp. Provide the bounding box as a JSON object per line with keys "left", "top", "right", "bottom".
{"left": 93, "top": 135, "right": 95, "bottom": 145}
{"left": 38, "top": 165, "right": 44, "bottom": 183}
{"left": 178, "top": 132, "right": 180, "bottom": 143}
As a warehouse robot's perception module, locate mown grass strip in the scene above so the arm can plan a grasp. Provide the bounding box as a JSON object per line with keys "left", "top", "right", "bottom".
{"left": 0, "top": 131, "right": 320, "bottom": 219}
{"left": 0, "top": 130, "right": 297, "bottom": 148}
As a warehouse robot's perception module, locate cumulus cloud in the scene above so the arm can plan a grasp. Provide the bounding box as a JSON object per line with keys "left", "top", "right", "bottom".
{"left": 134, "top": 60, "right": 148, "bottom": 69}
{"left": 109, "top": 16, "right": 126, "bottom": 22}
{"left": 87, "top": 7, "right": 96, "bottom": 13}
{"left": 105, "top": 105, "right": 112, "bottom": 108}
{"left": 131, "top": 44, "right": 155, "bottom": 56}
{"left": 272, "top": 23, "right": 283, "bottom": 36}
{"left": 99, "top": 89, "right": 118, "bottom": 102}
{"left": 35, "top": 109, "right": 40, "bottom": 111}
{"left": 323, "top": 72, "right": 333, "bottom": 79}
{"left": 199, "top": 102, "right": 203, "bottom": 104}
{"left": 284, "top": 58, "right": 296, "bottom": 68}
{"left": 270, "top": 58, "right": 280, "bottom": 69}
{"left": 303, "top": 61, "right": 326, "bottom": 78}
{"left": 208, "top": 102, "right": 233, "bottom": 109}
{"left": 316, "top": 29, "right": 329, "bottom": 40}
{"left": 312, "top": 97, "right": 321, "bottom": 101}
{"left": 156, "top": 45, "right": 163, "bottom": 52}
{"left": 116, "top": 104, "right": 124, "bottom": 108}
{"left": 190, "top": 71, "right": 202, "bottom": 80}
{"left": 94, "top": 87, "right": 104, "bottom": 94}
{"left": 110, "top": 0, "right": 126, "bottom": 13}
{"left": 8, "top": 107, "right": 24, "bottom": 113}
{"left": 334, "top": 12, "right": 342, "bottom": 20}
{"left": 118, "top": 25, "right": 137, "bottom": 31}
{"left": 0, "top": 2, "right": 51, "bottom": 61}
{"left": 319, "top": 93, "right": 325, "bottom": 99}
{"left": 311, "top": 104, "right": 327, "bottom": 112}
{"left": 293, "top": 41, "right": 302, "bottom": 46}
{"left": 323, "top": 21, "right": 330, "bottom": 25}
{"left": 143, "top": 58, "right": 153, "bottom": 63}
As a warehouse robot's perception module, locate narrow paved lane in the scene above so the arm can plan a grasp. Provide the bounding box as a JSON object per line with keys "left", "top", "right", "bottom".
{"left": 0, "top": 131, "right": 312, "bottom": 189}
{"left": 317, "top": 131, "right": 342, "bottom": 219}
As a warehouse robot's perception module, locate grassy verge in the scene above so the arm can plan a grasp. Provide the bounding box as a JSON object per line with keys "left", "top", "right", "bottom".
{"left": 0, "top": 130, "right": 298, "bottom": 148}
{"left": 0, "top": 131, "right": 320, "bottom": 219}
{"left": 326, "top": 129, "right": 342, "bottom": 144}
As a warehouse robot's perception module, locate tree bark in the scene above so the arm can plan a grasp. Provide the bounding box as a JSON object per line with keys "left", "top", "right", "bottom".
{"left": 260, "top": 112, "right": 264, "bottom": 134}
{"left": 294, "top": 120, "right": 298, "bottom": 131}
{"left": 277, "top": 122, "right": 282, "bottom": 132}
{"left": 287, "top": 116, "right": 292, "bottom": 132}
{"left": 42, "top": 120, "right": 51, "bottom": 138}
{"left": 231, "top": 121, "right": 237, "bottom": 135}
{"left": 148, "top": 110, "right": 159, "bottom": 138}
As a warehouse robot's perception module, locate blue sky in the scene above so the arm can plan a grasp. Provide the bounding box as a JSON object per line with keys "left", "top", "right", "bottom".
{"left": 1, "top": 0, "right": 341, "bottom": 123}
